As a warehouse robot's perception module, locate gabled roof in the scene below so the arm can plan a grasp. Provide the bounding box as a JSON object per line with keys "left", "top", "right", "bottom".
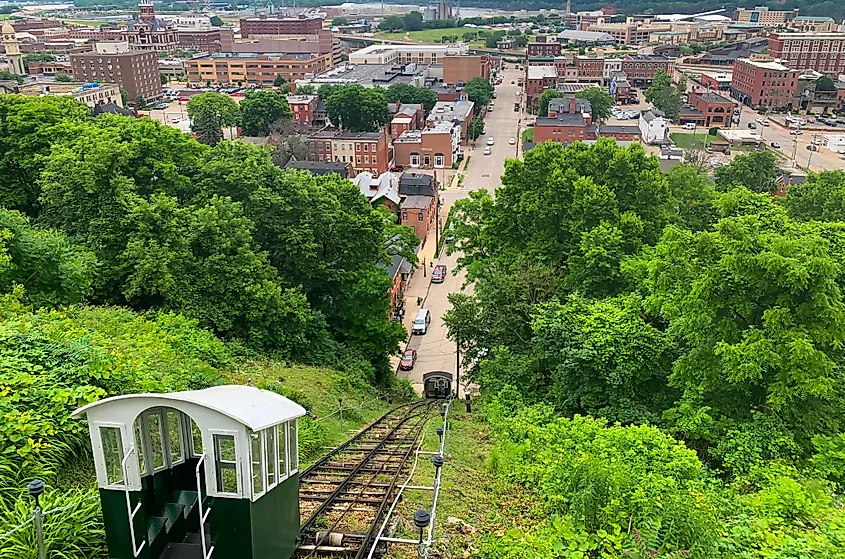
{"left": 73, "top": 385, "right": 306, "bottom": 431}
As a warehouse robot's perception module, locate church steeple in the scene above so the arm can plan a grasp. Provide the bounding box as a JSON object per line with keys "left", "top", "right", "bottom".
{"left": 2, "top": 23, "right": 24, "bottom": 76}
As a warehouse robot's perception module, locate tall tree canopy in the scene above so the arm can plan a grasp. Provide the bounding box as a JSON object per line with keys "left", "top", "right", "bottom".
{"left": 239, "top": 90, "right": 292, "bottom": 136}
{"left": 784, "top": 170, "right": 845, "bottom": 222}
{"left": 325, "top": 85, "right": 392, "bottom": 132}
{"left": 645, "top": 69, "right": 682, "bottom": 122}
{"left": 464, "top": 77, "right": 494, "bottom": 112}
{"left": 382, "top": 83, "right": 438, "bottom": 112}
{"left": 186, "top": 92, "right": 241, "bottom": 146}
{"left": 576, "top": 87, "right": 614, "bottom": 123}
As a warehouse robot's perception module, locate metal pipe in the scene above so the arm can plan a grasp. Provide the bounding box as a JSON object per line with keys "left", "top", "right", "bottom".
{"left": 425, "top": 399, "right": 451, "bottom": 545}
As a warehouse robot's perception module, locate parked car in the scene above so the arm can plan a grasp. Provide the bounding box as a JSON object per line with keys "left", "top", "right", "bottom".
{"left": 431, "top": 264, "right": 447, "bottom": 284}
{"left": 390, "top": 164, "right": 404, "bottom": 172}
{"left": 789, "top": 129, "right": 803, "bottom": 135}
{"left": 748, "top": 122, "right": 757, "bottom": 129}
{"left": 807, "top": 145, "right": 818, "bottom": 151}
{"left": 509, "top": 137, "right": 515, "bottom": 145}
{"left": 771, "top": 142, "right": 781, "bottom": 149}
{"left": 399, "top": 348, "right": 417, "bottom": 371}
{"left": 487, "top": 137, "right": 495, "bottom": 146}
{"left": 483, "top": 147, "right": 492, "bottom": 155}
{"left": 682, "top": 122, "right": 696, "bottom": 130}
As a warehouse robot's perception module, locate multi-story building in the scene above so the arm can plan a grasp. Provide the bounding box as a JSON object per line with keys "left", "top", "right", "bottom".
{"left": 17, "top": 81, "right": 124, "bottom": 108}
{"left": 185, "top": 52, "right": 333, "bottom": 86}
{"left": 393, "top": 121, "right": 461, "bottom": 169}
{"left": 525, "top": 65, "right": 559, "bottom": 109}
{"left": 307, "top": 129, "right": 390, "bottom": 175}
{"left": 788, "top": 16, "right": 837, "bottom": 33}
{"left": 598, "top": 125, "right": 642, "bottom": 142}
{"left": 26, "top": 61, "right": 72, "bottom": 75}
{"left": 397, "top": 172, "right": 438, "bottom": 243}
{"left": 70, "top": 42, "right": 161, "bottom": 101}
{"left": 427, "top": 100, "right": 474, "bottom": 144}
{"left": 178, "top": 28, "right": 234, "bottom": 53}
{"left": 389, "top": 102, "right": 425, "bottom": 140}
{"left": 639, "top": 109, "right": 670, "bottom": 144}
{"left": 239, "top": 14, "right": 323, "bottom": 38}
{"left": 287, "top": 94, "right": 319, "bottom": 126}
{"left": 442, "top": 53, "right": 490, "bottom": 85}
{"left": 620, "top": 55, "right": 673, "bottom": 87}
{"left": 687, "top": 91, "right": 735, "bottom": 128}
{"left": 574, "top": 56, "right": 605, "bottom": 83}
{"left": 348, "top": 43, "right": 468, "bottom": 65}
{"left": 768, "top": 33, "right": 845, "bottom": 75}
{"left": 735, "top": 7, "right": 799, "bottom": 26}
{"left": 527, "top": 41, "right": 562, "bottom": 57}
{"left": 534, "top": 96, "right": 596, "bottom": 144}
{"left": 731, "top": 57, "right": 799, "bottom": 109}
{"left": 587, "top": 21, "right": 672, "bottom": 45}
{"left": 4, "top": 17, "right": 61, "bottom": 34}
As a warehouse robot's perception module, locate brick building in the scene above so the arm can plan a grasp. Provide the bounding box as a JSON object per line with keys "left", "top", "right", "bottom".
{"left": 768, "top": 33, "right": 845, "bottom": 76}
{"left": 239, "top": 15, "right": 323, "bottom": 38}
{"left": 70, "top": 42, "right": 161, "bottom": 102}
{"left": 787, "top": 16, "right": 837, "bottom": 33}
{"left": 427, "top": 100, "right": 474, "bottom": 144}
{"left": 735, "top": 7, "right": 799, "bottom": 26}
{"left": 307, "top": 129, "right": 390, "bottom": 175}
{"left": 442, "top": 54, "right": 490, "bottom": 85}
{"left": 575, "top": 56, "right": 605, "bottom": 83}
{"left": 26, "top": 61, "right": 72, "bottom": 75}
{"left": 185, "top": 52, "right": 332, "bottom": 86}
{"left": 534, "top": 96, "right": 596, "bottom": 144}
{"left": 177, "top": 27, "right": 233, "bottom": 52}
{"left": 528, "top": 41, "right": 562, "bottom": 57}
{"left": 620, "top": 55, "right": 674, "bottom": 87}
{"left": 287, "top": 94, "right": 319, "bottom": 126}
{"left": 686, "top": 90, "right": 735, "bottom": 128}
{"left": 525, "top": 65, "right": 559, "bottom": 109}
{"left": 731, "top": 57, "right": 799, "bottom": 109}
{"left": 398, "top": 173, "right": 438, "bottom": 243}
{"left": 598, "top": 125, "right": 642, "bottom": 141}
{"left": 389, "top": 102, "right": 425, "bottom": 140}
{"left": 393, "top": 121, "right": 461, "bottom": 169}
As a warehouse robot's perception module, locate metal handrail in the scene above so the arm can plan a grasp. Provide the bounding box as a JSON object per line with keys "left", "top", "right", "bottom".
{"left": 195, "top": 453, "right": 214, "bottom": 559}
{"left": 120, "top": 447, "right": 145, "bottom": 558}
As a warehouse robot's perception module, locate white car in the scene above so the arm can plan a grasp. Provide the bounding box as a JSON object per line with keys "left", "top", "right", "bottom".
{"left": 509, "top": 137, "right": 515, "bottom": 145}
{"left": 483, "top": 147, "right": 492, "bottom": 155}
{"left": 487, "top": 137, "right": 495, "bottom": 146}
{"left": 789, "top": 129, "right": 803, "bottom": 135}
{"left": 682, "top": 123, "right": 696, "bottom": 130}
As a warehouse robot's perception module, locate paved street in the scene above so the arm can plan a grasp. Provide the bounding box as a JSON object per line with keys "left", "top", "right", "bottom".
{"left": 396, "top": 66, "right": 524, "bottom": 397}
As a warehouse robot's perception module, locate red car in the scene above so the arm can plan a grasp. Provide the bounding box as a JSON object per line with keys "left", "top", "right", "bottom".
{"left": 399, "top": 348, "right": 417, "bottom": 370}
{"left": 431, "top": 264, "right": 447, "bottom": 284}
{"left": 179, "top": 97, "right": 190, "bottom": 102}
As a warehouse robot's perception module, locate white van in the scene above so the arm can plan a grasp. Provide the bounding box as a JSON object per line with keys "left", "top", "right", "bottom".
{"left": 412, "top": 309, "right": 431, "bottom": 335}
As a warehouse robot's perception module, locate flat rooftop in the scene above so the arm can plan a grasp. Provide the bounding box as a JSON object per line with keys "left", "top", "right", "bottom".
{"left": 309, "top": 63, "right": 426, "bottom": 86}
{"left": 736, "top": 57, "right": 791, "bottom": 71}
{"left": 528, "top": 65, "right": 558, "bottom": 80}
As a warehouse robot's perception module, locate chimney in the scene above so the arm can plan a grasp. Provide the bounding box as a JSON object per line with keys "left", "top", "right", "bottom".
{"left": 569, "top": 97, "right": 576, "bottom": 113}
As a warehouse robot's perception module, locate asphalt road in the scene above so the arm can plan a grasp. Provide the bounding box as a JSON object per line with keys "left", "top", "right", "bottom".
{"left": 397, "top": 66, "right": 524, "bottom": 397}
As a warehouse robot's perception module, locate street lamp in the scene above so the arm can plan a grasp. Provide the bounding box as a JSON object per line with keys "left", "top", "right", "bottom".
{"left": 28, "top": 479, "right": 46, "bottom": 559}
{"left": 413, "top": 509, "right": 431, "bottom": 558}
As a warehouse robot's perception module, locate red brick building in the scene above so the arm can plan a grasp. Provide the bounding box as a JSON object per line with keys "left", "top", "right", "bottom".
{"left": 393, "top": 122, "right": 460, "bottom": 169}
{"left": 575, "top": 56, "right": 604, "bottom": 82}
{"left": 534, "top": 96, "right": 597, "bottom": 144}
{"left": 177, "top": 28, "right": 233, "bottom": 53}
{"left": 525, "top": 65, "right": 559, "bottom": 109}
{"left": 389, "top": 102, "right": 425, "bottom": 140}
{"left": 731, "top": 57, "right": 800, "bottom": 109}
{"left": 768, "top": 32, "right": 845, "bottom": 76}
{"left": 620, "top": 54, "right": 674, "bottom": 87}
{"left": 307, "top": 129, "right": 391, "bottom": 175}
{"left": 686, "top": 90, "right": 735, "bottom": 128}
{"left": 70, "top": 44, "right": 161, "bottom": 102}
{"left": 442, "top": 54, "right": 490, "bottom": 85}
{"left": 528, "top": 41, "right": 562, "bottom": 57}
{"left": 598, "top": 125, "right": 642, "bottom": 142}
{"left": 287, "top": 94, "right": 319, "bottom": 126}
{"left": 239, "top": 14, "right": 323, "bottom": 38}
{"left": 398, "top": 173, "right": 438, "bottom": 243}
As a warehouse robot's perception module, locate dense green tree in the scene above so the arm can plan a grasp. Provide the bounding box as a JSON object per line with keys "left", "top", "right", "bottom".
{"left": 0, "top": 70, "right": 23, "bottom": 84}
{"left": 239, "top": 90, "right": 292, "bottom": 136}
{"left": 383, "top": 83, "right": 438, "bottom": 112}
{"left": 332, "top": 16, "right": 348, "bottom": 26}
{"left": 784, "top": 170, "right": 845, "bottom": 222}
{"left": 273, "top": 74, "right": 286, "bottom": 87}
{"left": 209, "top": 15, "right": 223, "bottom": 26}
{"left": 464, "top": 77, "right": 494, "bottom": 113}
{"left": 628, "top": 192, "right": 845, "bottom": 454}
{"left": 325, "top": 84, "right": 391, "bottom": 132}
{"left": 403, "top": 10, "right": 424, "bottom": 31}
{"left": 645, "top": 69, "right": 682, "bottom": 122}
{"left": 664, "top": 163, "right": 717, "bottom": 231}
{"left": 576, "top": 87, "right": 613, "bottom": 123}
{"left": 296, "top": 84, "right": 316, "bottom": 95}
{"left": 816, "top": 75, "right": 836, "bottom": 91}
{"left": 514, "top": 35, "right": 528, "bottom": 47}
{"left": 378, "top": 15, "right": 404, "bottom": 31}
{"left": 53, "top": 73, "right": 75, "bottom": 83}
{"left": 713, "top": 150, "right": 779, "bottom": 194}
{"left": 0, "top": 208, "right": 96, "bottom": 307}
{"left": 0, "top": 95, "right": 90, "bottom": 216}
{"left": 537, "top": 89, "right": 560, "bottom": 117}
{"left": 186, "top": 92, "right": 241, "bottom": 146}
{"left": 468, "top": 116, "right": 484, "bottom": 141}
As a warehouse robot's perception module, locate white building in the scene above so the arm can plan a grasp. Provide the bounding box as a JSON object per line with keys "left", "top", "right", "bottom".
{"left": 639, "top": 109, "right": 670, "bottom": 145}
{"left": 825, "top": 134, "right": 845, "bottom": 154}
{"left": 348, "top": 43, "right": 469, "bottom": 65}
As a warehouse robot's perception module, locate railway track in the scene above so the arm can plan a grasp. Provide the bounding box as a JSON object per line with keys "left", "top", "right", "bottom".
{"left": 297, "top": 401, "right": 435, "bottom": 558}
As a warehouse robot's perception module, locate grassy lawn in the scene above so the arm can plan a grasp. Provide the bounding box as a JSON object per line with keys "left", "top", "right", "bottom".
{"left": 522, "top": 128, "right": 534, "bottom": 143}
{"left": 59, "top": 18, "right": 113, "bottom": 26}
{"left": 375, "top": 27, "right": 484, "bottom": 46}
{"left": 670, "top": 132, "right": 721, "bottom": 149}
{"left": 385, "top": 402, "right": 537, "bottom": 559}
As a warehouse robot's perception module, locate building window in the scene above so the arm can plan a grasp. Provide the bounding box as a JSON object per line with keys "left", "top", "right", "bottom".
{"left": 434, "top": 154, "right": 445, "bottom": 167}
{"left": 356, "top": 156, "right": 361, "bottom": 164}
{"left": 418, "top": 212, "right": 424, "bottom": 221}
